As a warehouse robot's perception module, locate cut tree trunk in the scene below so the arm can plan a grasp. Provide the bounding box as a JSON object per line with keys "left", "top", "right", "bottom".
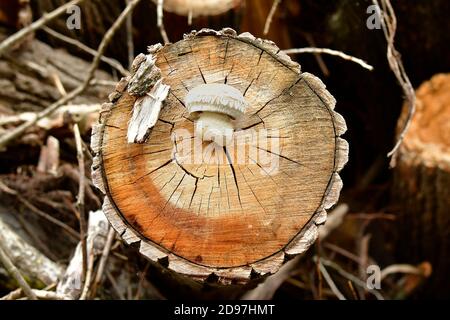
{"left": 0, "top": 27, "right": 111, "bottom": 113}
{"left": 393, "top": 73, "right": 450, "bottom": 298}
{"left": 92, "top": 28, "right": 348, "bottom": 289}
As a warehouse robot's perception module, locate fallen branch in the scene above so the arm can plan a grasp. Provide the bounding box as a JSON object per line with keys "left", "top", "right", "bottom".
{"left": 381, "top": 264, "right": 424, "bottom": 280}
{"left": 0, "top": 104, "right": 101, "bottom": 130}
{"left": 0, "top": 0, "right": 142, "bottom": 149}
{"left": 90, "top": 227, "right": 115, "bottom": 298}
{"left": 41, "top": 26, "right": 129, "bottom": 76}
{"left": 126, "top": 0, "right": 135, "bottom": 69}
{"left": 318, "top": 259, "right": 346, "bottom": 300}
{"left": 0, "top": 216, "right": 64, "bottom": 287}
{"left": 57, "top": 210, "right": 109, "bottom": 299}
{"left": 318, "top": 257, "right": 384, "bottom": 300}
{"left": 74, "top": 124, "right": 88, "bottom": 285}
{"left": 157, "top": 0, "right": 170, "bottom": 44}
{"left": 0, "top": 245, "right": 37, "bottom": 300}
{"left": 0, "top": 180, "right": 79, "bottom": 239}
{"left": 0, "top": 0, "right": 86, "bottom": 56}
{"left": 283, "top": 48, "right": 374, "bottom": 71}
{"left": 264, "top": 0, "right": 282, "bottom": 35}
{"left": 1, "top": 288, "right": 69, "bottom": 300}
{"left": 372, "top": 0, "right": 416, "bottom": 166}
{"left": 242, "top": 204, "right": 349, "bottom": 300}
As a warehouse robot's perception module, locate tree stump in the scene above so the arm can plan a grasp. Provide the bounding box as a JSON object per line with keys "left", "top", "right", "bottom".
{"left": 91, "top": 28, "right": 348, "bottom": 286}
{"left": 394, "top": 73, "right": 450, "bottom": 297}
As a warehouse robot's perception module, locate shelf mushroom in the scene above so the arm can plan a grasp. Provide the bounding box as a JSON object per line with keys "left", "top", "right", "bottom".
{"left": 185, "top": 83, "right": 247, "bottom": 146}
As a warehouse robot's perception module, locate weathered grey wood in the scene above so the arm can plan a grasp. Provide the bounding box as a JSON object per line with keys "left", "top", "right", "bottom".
{"left": 0, "top": 216, "right": 63, "bottom": 287}
{"left": 127, "top": 79, "right": 170, "bottom": 143}
{"left": 57, "top": 210, "right": 109, "bottom": 299}
{"left": 0, "top": 28, "right": 111, "bottom": 113}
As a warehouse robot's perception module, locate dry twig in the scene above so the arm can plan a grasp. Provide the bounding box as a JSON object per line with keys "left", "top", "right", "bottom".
{"left": 381, "top": 264, "right": 424, "bottom": 280}
{"left": 1, "top": 288, "right": 69, "bottom": 300}
{"left": 0, "top": 245, "right": 37, "bottom": 300}
{"left": 79, "top": 242, "right": 95, "bottom": 300}
{"left": 0, "top": 0, "right": 86, "bottom": 56}
{"left": 42, "top": 26, "right": 129, "bottom": 76}
{"left": 372, "top": 0, "right": 416, "bottom": 166}
{"left": 319, "top": 257, "right": 384, "bottom": 300}
{"left": 243, "top": 204, "right": 349, "bottom": 300}
{"left": 264, "top": 0, "right": 282, "bottom": 35}
{"left": 73, "top": 124, "right": 88, "bottom": 285}
{"left": 90, "top": 227, "right": 116, "bottom": 298}
{"left": 0, "top": 180, "right": 79, "bottom": 239}
{"left": 0, "top": 0, "right": 142, "bottom": 149}
{"left": 126, "top": 0, "right": 135, "bottom": 69}
{"left": 318, "top": 259, "right": 346, "bottom": 300}
{"left": 157, "top": 0, "right": 170, "bottom": 44}
{"left": 283, "top": 48, "right": 374, "bottom": 71}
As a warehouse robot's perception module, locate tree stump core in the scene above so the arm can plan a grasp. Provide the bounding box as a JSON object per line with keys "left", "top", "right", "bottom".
{"left": 92, "top": 29, "right": 348, "bottom": 284}
{"left": 394, "top": 73, "right": 450, "bottom": 296}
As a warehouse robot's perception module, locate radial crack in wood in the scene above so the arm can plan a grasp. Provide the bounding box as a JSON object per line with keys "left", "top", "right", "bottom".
{"left": 91, "top": 28, "right": 348, "bottom": 284}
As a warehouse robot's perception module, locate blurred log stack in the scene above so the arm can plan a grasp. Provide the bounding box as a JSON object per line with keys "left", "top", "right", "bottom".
{"left": 394, "top": 73, "right": 450, "bottom": 297}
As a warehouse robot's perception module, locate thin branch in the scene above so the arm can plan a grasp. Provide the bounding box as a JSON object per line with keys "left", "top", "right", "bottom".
{"left": 90, "top": 227, "right": 116, "bottom": 298}
{"left": 188, "top": 9, "right": 193, "bottom": 25}
{"left": 50, "top": 72, "right": 67, "bottom": 96}
{"left": 303, "top": 33, "right": 330, "bottom": 77}
{"left": 318, "top": 260, "right": 346, "bottom": 300}
{"left": 283, "top": 48, "right": 374, "bottom": 71}
{"left": 318, "top": 203, "right": 349, "bottom": 239}
{"left": 264, "top": 0, "right": 282, "bottom": 35}
{"left": 73, "top": 124, "right": 88, "bottom": 285}
{"left": 324, "top": 242, "right": 362, "bottom": 265}
{"left": 0, "top": 180, "right": 79, "bottom": 239}
{"left": 126, "top": 0, "right": 135, "bottom": 69}
{"left": 0, "top": 0, "right": 142, "bottom": 149}
{"left": 0, "top": 246, "right": 37, "bottom": 300}
{"left": 380, "top": 264, "right": 423, "bottom": 281}
{"left": 318, "top": 257, "right": 385, "bottom": 300}
{"left": 157, "top": 0, "right": 170, "bottom": 44}
{"left": 243, "top": 204, "right": 348, "bottom": 300}
{"left": 42, "top": 26, "right": 129, "bottom": 76}
{"left": 0, "top": 0, "right": 86, "bottom": 56}
{"left": 1, "top": 288, "right": 69, "bottom": 300}
{"left": 372, "top": 0, "right": 416, "bottom": 166}
{"left": 79, "top": 242, "right": 95, "bottom": 300}
{"left": 106, "top": 271, "right": 126, "bottom": 300}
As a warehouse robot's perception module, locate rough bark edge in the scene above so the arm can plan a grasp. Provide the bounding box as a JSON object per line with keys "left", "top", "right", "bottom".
{"left": 91, "top": 30, "right": 348, "bottom": 284}
{"left": 283, "top": 72, "right": 348, "bottom": 257}
{"left": 183, "top": 28, "right": 301, "bottom": 73}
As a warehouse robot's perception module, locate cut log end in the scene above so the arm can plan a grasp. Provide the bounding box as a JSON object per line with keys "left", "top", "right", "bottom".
{"left": 91, "top": 28, "right": 348, "bottom": 284}
{"left": 394, "top": 73, "right": 450, "bottom": 295}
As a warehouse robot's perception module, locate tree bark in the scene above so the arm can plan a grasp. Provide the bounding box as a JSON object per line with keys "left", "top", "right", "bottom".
{"left": 393, "top": 73, "right": 450, "bottom": 298}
